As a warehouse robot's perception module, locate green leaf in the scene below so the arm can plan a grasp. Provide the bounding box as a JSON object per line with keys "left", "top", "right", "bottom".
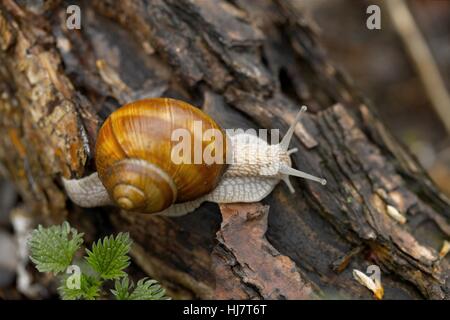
{"left": 28, "top": 222, "right": 84, "bottom": 274}
{"left": 85, "top": 232, "right": 132, "bottom": 280}
{"left": 129, "top": 278, "right": 169, "bottom": 300}
{"left": 58, "top": 273, "right": 101, "bottom": 300}
{"left": 112, "top": 276, "right": 169, "bottom": 300}
{"left": 29, "top": 223, "right": 169, "bottom": 300}
{"left": 111, "top": 277, "right": 131, "bottom": 300}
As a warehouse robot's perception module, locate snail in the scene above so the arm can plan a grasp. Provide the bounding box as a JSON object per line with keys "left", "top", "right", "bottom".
{"left": 62, "top": 98, "right": 326, "bottom": 216}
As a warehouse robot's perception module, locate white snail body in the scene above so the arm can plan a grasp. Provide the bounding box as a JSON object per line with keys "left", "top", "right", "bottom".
{"left": 62, "top": 98, "right": 326, "bottom": 216}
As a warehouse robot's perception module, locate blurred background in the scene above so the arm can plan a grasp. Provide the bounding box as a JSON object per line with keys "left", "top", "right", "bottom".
{"left": 0, "top": 0, "right": 449, "bottom": 298}
{"left": 304, "top": 0, "right": 450, "bottom": 195}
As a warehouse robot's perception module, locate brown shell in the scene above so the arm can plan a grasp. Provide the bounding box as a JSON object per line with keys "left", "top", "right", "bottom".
{"left": 95, "top": 98, "right": 227, "bottom": 213}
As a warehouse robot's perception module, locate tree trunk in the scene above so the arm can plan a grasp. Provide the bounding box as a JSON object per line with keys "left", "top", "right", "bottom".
{"left": 0, "top": 0, "right": 449, "bottom": 300}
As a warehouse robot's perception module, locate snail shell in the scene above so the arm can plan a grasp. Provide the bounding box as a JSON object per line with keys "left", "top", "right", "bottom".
{"left": 95, "top": 98, "right": 227, "bottom": 213}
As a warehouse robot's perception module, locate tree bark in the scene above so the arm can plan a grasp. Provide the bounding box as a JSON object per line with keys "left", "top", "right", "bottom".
{"left": 0, "top": 0, "right": 449, "bottom": 299}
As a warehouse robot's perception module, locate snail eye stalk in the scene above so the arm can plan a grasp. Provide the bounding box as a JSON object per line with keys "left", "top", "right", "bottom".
{"left": 279, "top": 106, "right": 327, "bottom": 187}
{"left": 280, "top": 105, "right": 307, "bottom": 151}
{"left": 280, "top": 164, "right": 327, "bottom": 186}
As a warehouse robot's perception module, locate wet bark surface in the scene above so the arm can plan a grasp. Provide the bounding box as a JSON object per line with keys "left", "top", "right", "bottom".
{"left": 0, "top": 0, "right": 449, "bottom": 299}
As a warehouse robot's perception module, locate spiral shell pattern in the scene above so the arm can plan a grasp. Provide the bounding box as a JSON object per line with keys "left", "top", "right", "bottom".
{"left": 95, "top": 98, "right": 227, "bottom": 213}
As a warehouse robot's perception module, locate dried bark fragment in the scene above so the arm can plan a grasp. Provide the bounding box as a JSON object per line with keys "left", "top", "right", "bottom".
{"left": 213, "top": 203, "right": 318, "bottom": 299}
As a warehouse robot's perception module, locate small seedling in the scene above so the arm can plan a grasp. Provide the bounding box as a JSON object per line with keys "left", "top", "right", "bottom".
{"left": 28, "top": 222, "right": 169, "bottom": 300}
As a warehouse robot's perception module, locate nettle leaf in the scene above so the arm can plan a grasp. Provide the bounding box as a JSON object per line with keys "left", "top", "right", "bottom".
{"left": 112, "top": 276, "right": 169, "bottom": 300}
{"left": 111, "top": 277, "right": 131, "bottom": 300}
{"left": 28, "top": 222, "right": 84, "bottom": 274}
{"left": 85, "top": 232, "right": 132, "bottom": 280}
{"left": 29, "top": 222, "right": 170, "bottom": 300}
{"left": 58, "top": 273, "right": 101, "bottom": 300}
{"left": 129, "top": 278, "right": 169, "bottom": 300}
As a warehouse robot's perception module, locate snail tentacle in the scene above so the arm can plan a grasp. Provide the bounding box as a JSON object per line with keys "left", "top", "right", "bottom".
{"left": 279, "top": 105, "right": 307, "bottom": 151}
{"left": 62, "top": 172, "right": 113, "bottom": 208}
{"left": 279, "top": 164, "right": 327, "bottom": 185}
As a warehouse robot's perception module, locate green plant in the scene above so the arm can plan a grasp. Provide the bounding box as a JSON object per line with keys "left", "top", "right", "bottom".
{"left": 28, "top": 222, "right": 169, "bottom": 300}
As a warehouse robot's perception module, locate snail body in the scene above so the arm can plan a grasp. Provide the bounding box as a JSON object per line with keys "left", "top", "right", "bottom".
{"left": 63, "top": 98, "right": 326, "bottom": 216}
